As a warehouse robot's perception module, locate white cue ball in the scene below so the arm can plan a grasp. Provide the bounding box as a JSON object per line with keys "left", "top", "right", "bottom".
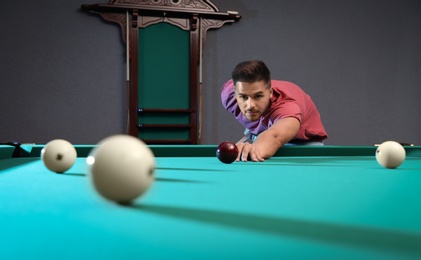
{"left": 87, "top": 135, "right": 155, "bottom": 204}
{"left": 41, "top": 139, "right": 77, "bottom": 173}
{"left": 375, "top": 141, "right": 406, "bottom": 169}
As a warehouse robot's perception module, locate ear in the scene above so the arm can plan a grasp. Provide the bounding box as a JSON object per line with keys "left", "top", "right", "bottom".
{"left": 269, "top": 87, "right": 273, "bottom": 98}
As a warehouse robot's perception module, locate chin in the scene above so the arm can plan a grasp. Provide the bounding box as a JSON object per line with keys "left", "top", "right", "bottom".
{"left": 242, "top": 111, "right": 260, "bottom": 121}
{"left": 244, "top": 115, "right": 260, "bottom": 121}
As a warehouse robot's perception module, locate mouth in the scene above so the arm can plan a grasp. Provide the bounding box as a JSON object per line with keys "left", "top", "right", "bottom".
{"left": 245, "top": 110, "right": 259, "bottom": 117}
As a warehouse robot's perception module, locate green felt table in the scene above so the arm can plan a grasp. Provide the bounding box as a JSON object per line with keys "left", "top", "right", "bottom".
{"left": 1, "top": 144, "right": 421, "bottom": 259}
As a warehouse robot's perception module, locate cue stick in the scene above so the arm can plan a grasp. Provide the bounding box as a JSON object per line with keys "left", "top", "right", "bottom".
{"left": 198, "top": 17, "right": 203, "bottom": 144}
{"left": 126, "top": 10, "right": 130, "bottom": 134}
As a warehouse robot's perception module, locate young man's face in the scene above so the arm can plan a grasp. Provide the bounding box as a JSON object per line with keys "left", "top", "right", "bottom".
{"left": 234, "top": 80, "right": 273, "bottom": 121}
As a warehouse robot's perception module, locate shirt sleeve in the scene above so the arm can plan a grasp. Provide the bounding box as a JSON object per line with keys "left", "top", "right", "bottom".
{"left": 269, "top": 100, "right": 303, "bottom": 125}
{"left": 221, "top": 80, "right": 237, "bottom": 114}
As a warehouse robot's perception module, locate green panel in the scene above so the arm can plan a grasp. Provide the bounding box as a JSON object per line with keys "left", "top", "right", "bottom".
{"left": 138, "top": 23, "right": 190, "bottom": 141}
{"left": 0, "top": 146, "right": 15, "bottom": 159}
{"left": 138, "top": 23, "right": 190, "bottom": 109}
{"left": 138, "top": 128, "right": 190, "bottom": 140}
{"left": 139, "top": 113, "right": 190, "bottom": 124}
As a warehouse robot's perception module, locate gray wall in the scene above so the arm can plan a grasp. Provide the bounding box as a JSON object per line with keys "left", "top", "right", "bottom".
{"left": 1, "top": 0, "right": 420, "bottom": 145}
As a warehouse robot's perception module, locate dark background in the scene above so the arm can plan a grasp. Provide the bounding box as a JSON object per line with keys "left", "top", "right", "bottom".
{"left": 1, "top": 0, "right": 420, "bottom": 145}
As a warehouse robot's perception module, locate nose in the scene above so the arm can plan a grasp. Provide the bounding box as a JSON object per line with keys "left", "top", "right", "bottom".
{"left": 246, "top": 98, "right": 255, "bottom": 110}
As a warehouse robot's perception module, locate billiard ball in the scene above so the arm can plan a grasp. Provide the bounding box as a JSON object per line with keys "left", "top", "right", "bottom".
{"left": 87, "top": 135, "right": 155, "bottom": 204}
{"left": 216, "top": 141, "right": 239, "bottom": 164}
{"left": 41, "top": 139, "right": 77, "bottom": 173}
{"left": 375, "top": 141, "right": 406, "bottom": 169}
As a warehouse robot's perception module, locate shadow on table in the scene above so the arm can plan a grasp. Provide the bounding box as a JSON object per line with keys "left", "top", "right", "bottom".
{"left": 155, "top": 177, "right": 210, "bottom": 183}
{"left": 136, "top": 204, "right": 421, "bottom": 256}
{"left": 0, "top": 158, "right": 40, "bottom": 172}
{"left": 157, "top": 167, "right": 227, "bottom": 172}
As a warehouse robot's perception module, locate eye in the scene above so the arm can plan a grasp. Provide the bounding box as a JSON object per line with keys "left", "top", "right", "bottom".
{"left": 239, "top": 95, "right": 248, "bottom": 100}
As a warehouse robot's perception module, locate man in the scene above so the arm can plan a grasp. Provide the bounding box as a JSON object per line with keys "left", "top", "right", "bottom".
{"left": 221, "top": 60, "right": 328, "bottom": 162}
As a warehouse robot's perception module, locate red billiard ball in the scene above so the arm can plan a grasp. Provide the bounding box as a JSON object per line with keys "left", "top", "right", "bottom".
{"left": 216, "top": 141, "right": 239, "bottom": 164}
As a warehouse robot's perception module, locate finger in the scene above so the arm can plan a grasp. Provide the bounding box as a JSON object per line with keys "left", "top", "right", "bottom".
{"left": 249, "top": 147, "right": 259, "bottom": 162}
{"left": 235, "top": 143, "right": 245, "bottom": 162}
{"left": 255, "top": 154, "right": 265, "bottom": 162}
{"left": 241, "top": 143, "right": 252, "bottom": 162}
{"left": 250, "top": 146, "right": 265, "bottom": 162}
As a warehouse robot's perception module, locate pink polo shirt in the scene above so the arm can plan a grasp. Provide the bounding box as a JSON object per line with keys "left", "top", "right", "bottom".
{"left": 221, "top": 79, "right": 328, "bottom": 142}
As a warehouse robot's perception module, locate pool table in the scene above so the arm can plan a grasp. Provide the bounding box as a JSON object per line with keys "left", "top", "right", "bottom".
{"left": 1, "top": 144, "right": 421, "bottom": 259}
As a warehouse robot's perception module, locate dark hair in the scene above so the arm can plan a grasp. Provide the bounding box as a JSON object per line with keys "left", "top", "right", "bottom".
{"left": 231, "top": 60, "right": 271, "bottom": 87}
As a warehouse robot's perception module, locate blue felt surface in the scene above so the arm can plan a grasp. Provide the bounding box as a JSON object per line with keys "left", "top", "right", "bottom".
{"left": 1, "top": 156, "right": 421, "bottom": 259}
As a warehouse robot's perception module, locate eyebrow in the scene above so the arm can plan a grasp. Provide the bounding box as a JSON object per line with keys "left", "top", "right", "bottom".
{"left": 237, "top": 91, "right": 265, "bottom": 96}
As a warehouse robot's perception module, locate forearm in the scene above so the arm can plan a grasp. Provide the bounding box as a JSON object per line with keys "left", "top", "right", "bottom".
{"left": 235, "top": 118, "right": 300, "bottom": 162}
{"left": 254, "top": 117, "right": 300, "bottom": 159}
{"left": 253, "top": 132, "right": 285, "bottom": 159}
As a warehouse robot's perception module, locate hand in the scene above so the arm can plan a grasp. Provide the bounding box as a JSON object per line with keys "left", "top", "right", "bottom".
{"left": 235, "top": 142, "right": 265, "bottom": 162}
